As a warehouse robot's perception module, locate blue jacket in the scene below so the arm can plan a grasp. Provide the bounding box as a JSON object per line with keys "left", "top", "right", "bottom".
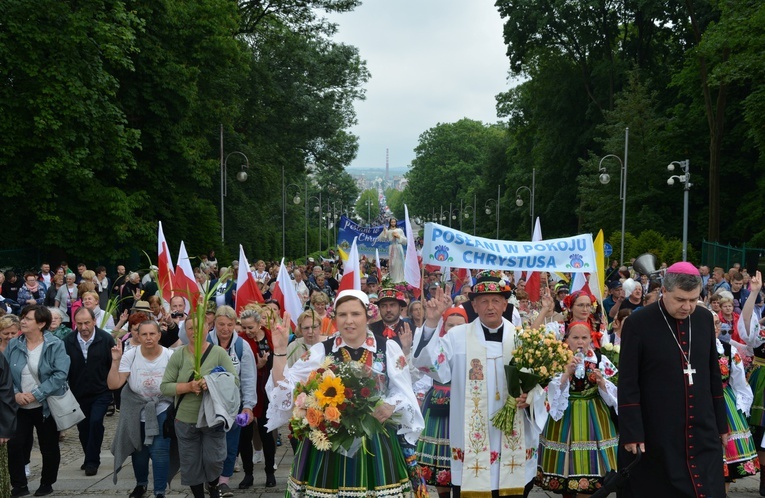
{"left": 4, "top": 332, "right": 70, "bottom": 418}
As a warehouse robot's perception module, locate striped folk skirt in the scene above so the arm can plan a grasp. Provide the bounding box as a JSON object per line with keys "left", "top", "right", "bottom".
{"left": 415, "top": 383, "right": 452, "bottom": 487}
{"left": 748, "top": 361, "right": 765, "bottom": 429}
{"left": 536, "top": 388, "right": 618, "bottom": 495}
{"left": 722, "top": 384, "right": 760, "bottom": 481}
{"left": 288, "top": 426, "right": 413, "bottom": 498}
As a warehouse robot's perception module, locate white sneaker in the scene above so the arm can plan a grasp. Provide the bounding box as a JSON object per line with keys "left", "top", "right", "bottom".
{"left": 253, "top": 450, "right": 263, "bottom": 464}
{"left": 25, "top": 464, "right": 30, "bottom": 477}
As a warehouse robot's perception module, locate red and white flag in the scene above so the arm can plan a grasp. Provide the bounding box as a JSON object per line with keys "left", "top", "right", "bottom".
{"left": 173, "top": 241, "right": 202, "bottom": 313}
{"left": 272, "top": 258, "right": 303, "bottom": 329}
{"left": 234, "top": 245, "right": 264, "bottom": 315}
{"left": 404, "top": 204, "right": 421, "bottom": 292}
{"left": 157, "top": 221, "right": 175, "bottom": 304}
{"left": 338, "top": 237, "right": 361, "bottom": 292}
{"left": 524, "top": 217, "right": 543, "bottom": 302}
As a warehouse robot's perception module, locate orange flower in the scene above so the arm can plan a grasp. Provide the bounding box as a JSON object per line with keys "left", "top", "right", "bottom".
{"left": 306, "top": 407, "right": 324, "bottom": 428}
{"left": 324, "top": 405, "right": 341, "bottom": 423}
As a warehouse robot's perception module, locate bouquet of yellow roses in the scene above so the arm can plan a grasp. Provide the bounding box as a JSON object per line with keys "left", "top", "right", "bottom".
{"left": 492, "top": 325, "right": 573, "bottom": 436}
{"left": 289, "top": 357, "right": 387, "bottom": 456}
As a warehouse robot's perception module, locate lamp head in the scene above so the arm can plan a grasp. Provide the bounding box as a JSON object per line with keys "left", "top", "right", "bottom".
{"left": 515, "top": 197, "right": 523, "bottom": 207}
{"left": 293, "top": 195, "right": 301, "bottom": 205}
{"left": 313, "top": 205, "right": 320, "bottom": 213}
{"left": 667, "top": 163, "right": 675, "bottom": 172}
{"left": 485, "top": 208, "right": 491, "bottom": 215}
{"left": 464, "top": 212, "right": 469, "bottom": 219}
{"left": 599, "top": 172, "right": 610, "bottom": 185}
{"left": 236, "top": 170, "right": 248, "bottom": 182}
{"left": 667, "top": 177, "right": 675, "bottom": 186}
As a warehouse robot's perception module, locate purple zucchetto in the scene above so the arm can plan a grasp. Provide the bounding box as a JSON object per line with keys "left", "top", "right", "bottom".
{"left": 666, "top": 262, "right": 701, "bottom": 276}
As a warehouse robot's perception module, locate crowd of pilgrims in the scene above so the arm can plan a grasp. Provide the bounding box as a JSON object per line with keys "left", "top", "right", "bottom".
{"left": 0, "top": 254, "right": 764, "bottom": 498}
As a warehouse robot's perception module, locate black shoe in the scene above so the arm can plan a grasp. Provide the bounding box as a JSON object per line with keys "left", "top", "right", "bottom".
{"left": 266, "top": 473, "right": 276, "bottom": 488}
{"left": 156, "top": 495, "right": 165, "bottom": 498}
{"left": 106, "top": 403, "right": 116, "bottom": 416}
{"left": 80, "top": 463, "right": 86, "bottom": 470}
{"left": 129, "top": 485, "right": 147, "bottom": 498}
{"left": 238, "top": 474, "right": 254, "bottom": 489}
{"left": 760, "top": 478, "right": 765, "bottom": 497}
{"left": 208, "top": 484, "right": 220, "bottom": 498}
{"left": 11, "top": 487, "right": 30, "bottom": 497}
{"left": 85, "top": 465, "right": 98, "bottom": 476}
{"left": 34, "top": 485, "right": 53, "bottom": 497}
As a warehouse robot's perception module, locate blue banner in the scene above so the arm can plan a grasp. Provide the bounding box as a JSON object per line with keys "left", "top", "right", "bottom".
{"left": 422, "top": 223, "right": 595, "bottom": 272}
{"left": 337, "top": 215, "right": 408, "bottom": 258}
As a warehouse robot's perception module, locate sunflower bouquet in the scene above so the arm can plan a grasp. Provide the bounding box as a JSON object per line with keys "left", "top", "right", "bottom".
{"left": 492, "top": 325, "right": 573, "bottom": 436}
{"left": 289, "top": 356, "right": 388, "bottom": 456}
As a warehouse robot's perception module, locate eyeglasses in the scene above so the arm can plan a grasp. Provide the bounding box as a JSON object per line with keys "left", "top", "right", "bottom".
{"left": 572, "top": 303, "right": 592, "bottom": 308}
{"left": 301, "top": 324, "right": 320, "bottom": 331}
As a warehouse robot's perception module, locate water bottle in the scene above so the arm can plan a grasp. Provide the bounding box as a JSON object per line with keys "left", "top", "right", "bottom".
{"left": 574, "top": 348, "right": 586, "bottom": 379}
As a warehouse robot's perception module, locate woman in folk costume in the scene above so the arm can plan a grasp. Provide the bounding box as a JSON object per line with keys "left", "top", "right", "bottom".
{"left": 735, "top": 270, "right": 765, "bottom": 494}
{"left": 712, "top": 312, "right": 760, "bottom": 492}
{"left": 415, "top": 306, "right": 468, "bottom": 498}
{"left": 376, "top": 218, "right": 407, "bottom": 283}
{"left": 536, "top": 321, "right": 619, "bottom": 496}
{"left": 267, "top": 290, "right": 424, "bottom": 498}
{"left": 534, "top": 289, "right": 603, "bottom": 348}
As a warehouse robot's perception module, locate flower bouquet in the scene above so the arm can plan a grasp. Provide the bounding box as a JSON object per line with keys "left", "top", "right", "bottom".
{"left": 491, "top": 325, "right": 573, "bottom": 436}
{"left": 600, "top": 343, "right": 620, "bottom": 385}
{"left": 289, "top": 357, "right": 388, "bottom": 457}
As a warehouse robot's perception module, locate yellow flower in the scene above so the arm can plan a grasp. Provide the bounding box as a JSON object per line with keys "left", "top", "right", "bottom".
{"left": 315, "top": 375, "right": 346, "bottom": 407}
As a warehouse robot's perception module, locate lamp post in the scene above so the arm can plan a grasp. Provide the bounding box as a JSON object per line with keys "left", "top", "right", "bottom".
{"left": 282, "top": 166, "right": 302, "bottom": 258}
{"left": 219, "top": 124, "right": 249, "bottom": 246}
{"left": 515, "top": 168, "right": 535, "bottom": 239}
{"left": 312, "top": 193, "right": 322, "bottom": 255}
{"left": 667, "top": 160, "right": 691, "bottom": 262}
{"left": 459, "top": 200, "right": 474, "bottom": 233}
{"left": 597, "top": 127, "right": 629, "bottom": 265}
{"left": 332, "top": 201, "right": 344, "bottom": 249}
{"left": 484, "top": 185, "right": 501, "bottom": 239}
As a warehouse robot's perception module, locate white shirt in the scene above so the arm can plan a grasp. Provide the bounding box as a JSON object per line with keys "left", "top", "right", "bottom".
{"left": 20, "top": 344, "right": 43, "bottom": 409}
{"left": 77, "top": 332, "right": 95, "bottom": 360}
{"left": 119, "top": 347, "right": 174, "bottom": 421}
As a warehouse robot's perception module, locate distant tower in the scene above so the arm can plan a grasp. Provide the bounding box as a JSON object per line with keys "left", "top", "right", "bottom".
{"left": 385, "top": 148, "right": 389, "bottom": 183}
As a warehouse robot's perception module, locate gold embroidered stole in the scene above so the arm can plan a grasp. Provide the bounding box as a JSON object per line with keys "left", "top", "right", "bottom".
{"left": 461, "top": 320, "right": 526, "bottom": 497}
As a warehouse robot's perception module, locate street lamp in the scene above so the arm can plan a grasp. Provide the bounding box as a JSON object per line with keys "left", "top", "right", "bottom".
{"left": 597, "top": 128, "right": 629, "bottom": 265}
{"left": 515, "top": 168, "right": 535, "bottom": 239}
{"left": 365, "top": 199, "right": 374, "bottom": 225}
{"left": 459, "top": 201, "right": 474, "bottom": 233}
{"left": 667, "top": 160, "right": 691, "bottom": 261}
{"left": 220, "top": 124, "right": 250, "bottom": 246}
{"left": 483, "top": 185, "right": 501, "bottom": 238}
{"left": 282, "top": 173, "right": 302, "bottom": 258}
{"left": 312, "top": 194, "right": 322, "bottom": 255}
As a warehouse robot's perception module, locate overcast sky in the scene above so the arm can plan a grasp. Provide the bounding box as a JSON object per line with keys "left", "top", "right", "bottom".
{"left": 325, "top": 1, "right": 521, "bottom": 170}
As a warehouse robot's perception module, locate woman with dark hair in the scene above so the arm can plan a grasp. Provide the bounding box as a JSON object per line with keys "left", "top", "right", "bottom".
{"left": 5, "top": 305, "right": 70, "bottom": 497}
{"left": 536, "top": 320, "right": 618, "bottom": 494}
{"left": 377, "top": 218, "right": 407, "bottom": 283}
{"left": 267, "top": 290, "right": 423, "bottom": 497}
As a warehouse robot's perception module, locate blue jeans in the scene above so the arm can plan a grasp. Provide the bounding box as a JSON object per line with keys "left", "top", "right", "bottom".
{"left": 221, "top": 422, "right": 241, "bottom": 477}
{"left": 77, "top": 392, "right": 113, "bottom": 468}
{"left": 132, "top": 409, "right": 171, "bottom": 495}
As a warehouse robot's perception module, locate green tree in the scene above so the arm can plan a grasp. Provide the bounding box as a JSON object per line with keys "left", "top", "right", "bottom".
{"left": 355, "top": 189, "right": 379, "bottom": 225}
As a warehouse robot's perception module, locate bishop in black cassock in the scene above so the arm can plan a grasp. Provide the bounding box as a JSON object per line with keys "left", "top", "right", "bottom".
{"left": 618, "top": 263, "right": 727, "bottom": 498}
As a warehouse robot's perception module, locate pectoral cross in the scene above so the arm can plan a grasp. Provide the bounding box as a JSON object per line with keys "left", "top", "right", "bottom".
{"left": 683, "top": 363, "right": 696, "bottom": 385}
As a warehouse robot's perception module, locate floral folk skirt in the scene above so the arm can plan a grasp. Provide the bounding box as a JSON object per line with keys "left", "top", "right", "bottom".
{"left": 722, "top": 385, "right": 760, "bottom": 481}
{"left": 288, "top": 428, "right": 413, "bottom": 498}
{"left": 536, "top": 389, "right": 618, "bottom": 495}
{"left": 415, "top": 383, "right": 451, "bottom": 487}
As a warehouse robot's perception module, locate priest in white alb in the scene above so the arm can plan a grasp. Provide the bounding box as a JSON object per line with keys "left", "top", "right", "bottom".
{"left": 412, "top": 271, "right": 547, "bottom": 498}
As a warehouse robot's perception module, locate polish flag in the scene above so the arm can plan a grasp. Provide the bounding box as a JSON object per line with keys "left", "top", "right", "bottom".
{"left": 451, "top": 268, "right": 470, "bottom": 296}
{"left": 338, "top": 237, "right": 361, "bottom": 292}
{"left": 234, "top": 245, "right": 264, "bottom": 315}
{"left": 524, "top": 217, "right": 543, "bottom": 302}
{"left": 157, "top": 222, "right": 175, "bottom": 304}
{"left": 173, "top": 241, "right": 202, "bottom": 313}
{"left": 403, "top": 205, "right": 421, "bottom": 296}
{"left": 569, "top": 271, "right": 593, "bottom": 295}
{"left": 271, "top": 258, "right": 303, "bottom": 329}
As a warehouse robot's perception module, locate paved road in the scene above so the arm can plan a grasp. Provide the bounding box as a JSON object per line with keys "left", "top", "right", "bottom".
{"left": 21, "top": 413, "right": 764, "bottom": 497}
